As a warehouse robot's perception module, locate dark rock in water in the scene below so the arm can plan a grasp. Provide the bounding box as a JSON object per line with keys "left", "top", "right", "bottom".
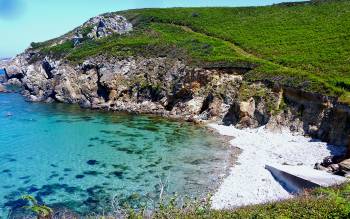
{"left": 189, "top": 158, "right": 205, "bottom": 165}
{"left": 4, "top": 199, "right": 28, "bottom": 209}
{"left": 83, "top": 171, "right": 102, "bottom": 176}
{"left": 162, "top": 165, "right": 172, "bottom": 171}
{"left": 112, "top": 164, "right": 129, "bottom": 171}
{"left": 2, "top": 185, "right": 14, "bottom": 189}
{"left": 28, "top": 186, "right": 39, "bottom": 193}
{"left": 49, "top": 173, "right": 59, "bottom": 179}
{"left": 87, "top": 160, "right": 99, "bottom": 165}
{"left": 65, "top": 186, "right": 79, "bottom": 194}
{"left": 19, "top": 175, "right": 30, "bottom": 180}
{"left": 110, "top": 171, "right": 124, "bottom": 179}
{"left": 84, "top": 197, "right": 99, "bottom": 206}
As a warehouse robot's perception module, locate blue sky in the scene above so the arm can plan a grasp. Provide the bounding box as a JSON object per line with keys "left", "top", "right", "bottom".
{"left": 0, "top": 0, "right": 303, "bottom": 57}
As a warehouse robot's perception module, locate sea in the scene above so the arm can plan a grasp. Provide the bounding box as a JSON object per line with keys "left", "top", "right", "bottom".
{"left": 0, "top": 92, "right": 231, "bottom": 217}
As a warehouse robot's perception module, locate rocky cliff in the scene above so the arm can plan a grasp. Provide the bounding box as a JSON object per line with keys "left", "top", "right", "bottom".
{"left": 1, "top": 14, "right": 350, "bottom": 147}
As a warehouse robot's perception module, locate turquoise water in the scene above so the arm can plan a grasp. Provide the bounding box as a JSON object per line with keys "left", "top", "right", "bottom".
{"left": 0, "top": 93, "right": 231, "bottom": 217}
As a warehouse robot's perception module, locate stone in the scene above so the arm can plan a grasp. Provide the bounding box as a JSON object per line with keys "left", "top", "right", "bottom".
{"left": 314, "top": 163, "right": 328, "bottom": 171}
{"left": 5, "top": 65, "right": 23, "bottom": 79}
{"left": 339, "top": 159, "right": 350, "bottom": 171}
{"left": 321, "top": 156, "right": 334, "bottom": 167}
{"left": 329, "top": 164, "right": 340, "bottom": 172}
{"left": 0, "top": 84, "right": 6, "bottom": 92}
{"left": 239, "top": 98, "right": 255, "bottom": 118}
{"left": 344, "top": 172, "right": 350, "bottom": 178}
{"left": 5, "top": 78, "right": 22, "bottom": 87}
{"left": 82, "top": 14, "right": 132, "bottom": 40}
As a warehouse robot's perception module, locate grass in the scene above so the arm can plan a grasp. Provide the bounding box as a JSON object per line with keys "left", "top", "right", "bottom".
{"left": 139, "top": 183, "right": 350, "bottom": 218}
{"left": 46, "top": 182, "right": 350, "bottom": 218}
{"left": 31, "top": 0, "right": 350, "bottom": 102}
{"left": 131, "top": 183, "right": 350, "bottom": 218}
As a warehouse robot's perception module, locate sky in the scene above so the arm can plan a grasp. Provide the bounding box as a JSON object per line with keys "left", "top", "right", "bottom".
{"left": 0, "top": 0, "right": 304, "bottom": 57}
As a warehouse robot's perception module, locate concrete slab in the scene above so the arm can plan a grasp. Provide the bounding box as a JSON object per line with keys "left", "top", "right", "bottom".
{"left": 265, "top": 164, "right": 349, "bottom": 194}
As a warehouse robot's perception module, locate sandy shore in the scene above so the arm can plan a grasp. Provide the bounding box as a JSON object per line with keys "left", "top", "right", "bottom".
{"left": 209, "top": 124, "right": 346, "bottom": 209}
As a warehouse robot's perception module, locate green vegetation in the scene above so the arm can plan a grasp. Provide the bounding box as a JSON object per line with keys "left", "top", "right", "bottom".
{"left": 41, "top": 41, "right": 75, "bottom": 58}
{"left": 105, "top": 183, "right": 350, "bottom": 218}
{"left": 135, "top": 183, "right": 349, "bottom": 218}
{"left": 21, "top": 195, "right": 53, "bottom": 219}
{"left": 37, "top": 183, "right": 350, "bottom": 218}
{"left": 32, "top": 0, "right": 350, "bottom": 102}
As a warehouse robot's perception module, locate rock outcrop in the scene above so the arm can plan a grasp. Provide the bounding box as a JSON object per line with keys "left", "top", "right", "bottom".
{"left": 71, "top": 14, "right": 132, "bottom": 46}
{"left": 2, "top": 15, "right": 350, "bottom": 149}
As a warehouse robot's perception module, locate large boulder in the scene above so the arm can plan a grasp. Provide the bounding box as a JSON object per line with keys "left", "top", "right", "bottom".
{"left": 75, "top": 15, "right": 132, "bottom": 41}
{"left": 5, "top": 78, "right": 22, "bottom": 87}
{"left": 339, "top": 159, "right": 350, "bottom": 172}
{"left": 1, "top": 54, "right": 29, "bottom": 80}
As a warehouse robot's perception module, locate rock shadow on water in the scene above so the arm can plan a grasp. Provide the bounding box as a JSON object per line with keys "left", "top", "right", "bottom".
{"left": 89, "top": 137, "right": 100, "bottom": 141}
{"left": 75, "top": 174, "right": 85, "bottom": 179}
{"left": 112, "top": 164, "right": 129, "bottom": 171}
{"left": 87, "top": 160, "right": 99, "bottom": 165}
{"left": 109, "top": 171, "right": 124, "bottom": 179}
{"left": 83, "top": 171, "right": 103, "bottom": 176}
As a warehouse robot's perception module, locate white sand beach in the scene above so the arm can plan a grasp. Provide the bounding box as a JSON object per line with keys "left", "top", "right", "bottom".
{"left": 209, "top": 124, "right": 346, "bottom": 209}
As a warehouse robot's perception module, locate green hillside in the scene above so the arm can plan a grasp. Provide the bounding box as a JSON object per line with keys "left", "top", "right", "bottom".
{"left": 33, "top": 0, "right": 350, "bottom": 102}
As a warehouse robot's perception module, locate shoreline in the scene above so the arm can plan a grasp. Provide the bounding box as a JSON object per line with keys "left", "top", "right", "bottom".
{"left": 209, "top": 124, "right": 346, "bottom": 209}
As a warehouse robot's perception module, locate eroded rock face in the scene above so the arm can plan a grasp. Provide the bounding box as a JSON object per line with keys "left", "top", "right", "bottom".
{"left": 1, "top": 55, "right": 247, "bottom": 121}
{"left": 2, "top": 53, "right": 350, "bottom": 147}
{"left": 85, "top": 15, "right": 133, "bottom": 38}
{"left": 70, "top": 14, "right": 132, "bottom": 45}
{"left": 0, "top": 55, "right": 28, "bottom": 80}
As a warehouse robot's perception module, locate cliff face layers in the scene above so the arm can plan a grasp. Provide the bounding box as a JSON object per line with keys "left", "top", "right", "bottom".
{"left": 1, "top": 14, "right": 349, "bottom": 147}
{"left": 2, "top": 53, "right": 350, "bottom": 147}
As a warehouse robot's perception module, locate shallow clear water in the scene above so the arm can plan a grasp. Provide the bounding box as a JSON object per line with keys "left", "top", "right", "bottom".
{"left": 0, "top": 93, "right": 231, "bottom": 217}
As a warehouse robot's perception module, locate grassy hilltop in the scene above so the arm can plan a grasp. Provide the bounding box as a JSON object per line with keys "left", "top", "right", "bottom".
{"left": 32, "top": 0, "right": 350, "bottom": 102}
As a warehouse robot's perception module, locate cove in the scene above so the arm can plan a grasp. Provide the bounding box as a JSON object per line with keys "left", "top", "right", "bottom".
{"left": 0, "top": 93, "right": 232, "bottom": 217}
